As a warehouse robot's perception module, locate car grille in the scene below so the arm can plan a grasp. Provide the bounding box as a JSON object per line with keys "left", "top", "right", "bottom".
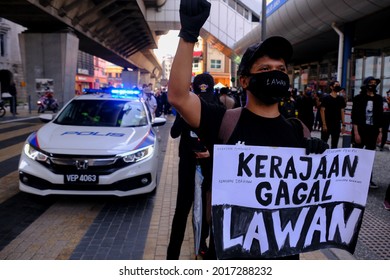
{"left": 19, "top": 171, "right": 153, "bottom": 192}
{"left": 39, "top": 154, "right": 131, "bottom": 175}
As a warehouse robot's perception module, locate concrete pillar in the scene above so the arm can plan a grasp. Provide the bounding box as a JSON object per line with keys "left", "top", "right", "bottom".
{"left": 19, "top": 31, "right": 79, "bottom": 110}
{"left": 122, "top": 69, "right": 140, "bottom": 89}
{"left": 139, "top": 72, "right": 151, "bottom": 88}
{"left": 342, "top": 23, "right": 354, "bottom": 92}
{"left": 149, "top": 77, "right": 156, "bottom": 90}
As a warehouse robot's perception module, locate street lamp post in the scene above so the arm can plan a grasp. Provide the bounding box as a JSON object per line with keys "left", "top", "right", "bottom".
{"left": 261, "top": 0, "right": 267, "bottom": 41}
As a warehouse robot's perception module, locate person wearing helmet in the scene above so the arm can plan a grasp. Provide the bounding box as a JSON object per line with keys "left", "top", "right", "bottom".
{"left": 351, "top": 76, "right": 383, "bottom": 188}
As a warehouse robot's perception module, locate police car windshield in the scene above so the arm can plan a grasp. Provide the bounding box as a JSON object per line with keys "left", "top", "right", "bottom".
{"left": 55, "top": 99, "right": 148, "bottom": 127}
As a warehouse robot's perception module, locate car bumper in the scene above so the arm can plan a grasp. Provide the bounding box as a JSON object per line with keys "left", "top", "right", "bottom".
{"left": 18, "top": 153, "right": 158, "bottom": 197}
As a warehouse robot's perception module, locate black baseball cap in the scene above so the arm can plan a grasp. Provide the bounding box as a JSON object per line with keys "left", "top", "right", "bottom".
{"left": 363, "top": 76, "right": 381, "bottom": 86}
{"left": 193, "top": 73, "right": 214, "bottom": 94}
{"left": 237, "top": 36, "right": 293, "bottom": 76}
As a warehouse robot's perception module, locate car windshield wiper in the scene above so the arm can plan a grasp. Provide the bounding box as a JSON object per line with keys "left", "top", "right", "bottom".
{"left": 121, "top": 124, "right": 147, "bottom": 127}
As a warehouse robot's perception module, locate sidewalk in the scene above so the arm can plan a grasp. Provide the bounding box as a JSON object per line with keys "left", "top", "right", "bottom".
{"left": 0, "top": 104, "right": 39, "bottom": 123}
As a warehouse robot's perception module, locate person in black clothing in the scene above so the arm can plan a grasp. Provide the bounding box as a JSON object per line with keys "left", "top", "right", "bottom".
{"left": 161, "top": 88, "right": 170, "bottom": 115}
{"left": 351, "top": 76, "right": 383, "bottom": 149}
{"left": 166, "top": 112, "right": 210, "bottom": 259}
{"left": 194, "top": 73, "right": 223, "bottom": 106}
{"left": 296, "top": 86, "right": 316, "bottom": 131}
{"left": 381, "top": 93, "right": 390, "bottom": 210}
{"left": 155, "top": 89, "right": 163, "bottom": 117}
{"left": 219, "top": 87, "right": 236, "bottom": 109}
{"left": 384, "top": 183, "right": 390, "bottom": 210}
{"left": 8, "top": 81, "right": 18, "bottom": 114}
{"left": 320, "top": 81, "right": 346, "bottom": 148}
{"left": 313, "top": 90, "right": 323, "bottom": 131}
{"left": 0, "top": 70, "right": 18, "bottom": 114}
{"left": 379, "top": 90, "right": 390, "bottom": 151}
{"left": 279, "top": 90, "right": 296, "bottom": 118}
{"left": 351, "top": 76, "right": 383, "bottom": 188}
{"left": 232, "top": 87, "right": 246, "bottom": 108}
{"left": 167, "top": 73, "right": 222, "bottom": 259}
{"left": 168, "top": 0, "right": 328, "bottom": 260}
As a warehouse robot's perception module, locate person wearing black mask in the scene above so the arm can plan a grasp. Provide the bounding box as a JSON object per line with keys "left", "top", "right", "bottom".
{"left": 320, "top": 81, "right": 347, "bottom": 148}
{"left": 351, "top": 76, "right": 383, "bottom": 188}
{"left": 168, "top": 0, "right": 329, "bottom": 259}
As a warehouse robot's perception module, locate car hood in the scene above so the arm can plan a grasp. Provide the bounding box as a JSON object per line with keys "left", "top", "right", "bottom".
{"left": 28, "top": 123, "right": 155, "bottom": 155}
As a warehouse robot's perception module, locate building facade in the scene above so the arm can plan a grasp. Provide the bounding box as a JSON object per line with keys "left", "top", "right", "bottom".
{"left": 191, "top": 37, "right": 232, "bottom": 88}
{"left": 290, "top": 41, "right": 390, "bottom": 100}
{"left": 75, "top": 51, "right": 95, "bottom": 93}
{"left": 105, "top": 62, "right": 123, "bottom": 88}
{"left": 93, "top": 57, "right": 108, "bottom": 90}
{"left": 206, "top": 41, "right": 231, "bottom": 87}
{"left": 0, "top": 18, "right": 26, "bottom": 102}
{"left": 161, "top": 55, "right": 173, "bottom": 81}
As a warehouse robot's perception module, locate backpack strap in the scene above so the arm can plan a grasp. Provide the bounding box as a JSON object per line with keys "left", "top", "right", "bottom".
{"left": 218, "top": 109, "right": 310, "bottom": 144}
{"left": 218, "top": 107, "right": 243, "bottom": 144}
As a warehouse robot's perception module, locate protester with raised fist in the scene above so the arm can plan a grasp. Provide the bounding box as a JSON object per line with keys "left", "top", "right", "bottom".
{"left": 168, "top": 0, "right": 328, "bottom": 260}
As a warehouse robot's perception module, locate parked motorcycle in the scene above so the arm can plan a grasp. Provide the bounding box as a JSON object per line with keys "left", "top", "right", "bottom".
{"left": 37, "top": 92, "right": 59, "bottom": 113}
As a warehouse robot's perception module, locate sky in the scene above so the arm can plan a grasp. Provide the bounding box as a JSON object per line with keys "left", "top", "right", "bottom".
{"left": 153, "top": 30, "right": 180, "bottom": 63}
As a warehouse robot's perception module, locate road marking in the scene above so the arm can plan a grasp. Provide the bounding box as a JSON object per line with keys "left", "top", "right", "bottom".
{"left": 0, "top": 171, "right": 19, "bottom": 204}
{"left": 0, "top": 200, "right": 102, "bottom": 260}
{"left": 0, "top": 124, "right": 42, "bottom": 142}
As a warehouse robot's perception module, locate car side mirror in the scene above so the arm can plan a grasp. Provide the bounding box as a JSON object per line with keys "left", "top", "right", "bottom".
{"left": 39, "top": 113, "right": 54, "bottom": 123}
{"left": 152, "top": 117, "right": 166, "bottom": 127}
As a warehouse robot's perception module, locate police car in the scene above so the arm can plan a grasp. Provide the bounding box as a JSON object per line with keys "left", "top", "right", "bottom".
{"left": 18, "top": 88, "right": 166, "bottom": 196}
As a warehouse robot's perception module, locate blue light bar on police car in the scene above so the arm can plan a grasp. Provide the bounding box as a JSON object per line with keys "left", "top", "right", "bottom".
{"left": 82, "top": 88, "right": 141, "bottom": 97}
{"left": 111, "top": 89, "right": 140, "bottom": 95}
{"left": 83, "top": 88, "right": 102, "bottom": 94}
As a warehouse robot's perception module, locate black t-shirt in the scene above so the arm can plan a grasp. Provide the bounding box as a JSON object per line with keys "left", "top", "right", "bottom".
{"left": 229, "top": 110, "right": 304, "bottom": 146}
{"left": 296, "top": 95, "right": 315, "bottom": 119}
{"left": 320, "top": 94, "right": 346, "bottom": 129}
{"left": 171, "top": 114, "right": 206, "bottom": 158}
{"left": 199, "top": 99, "right": 305, "bottom": 155}
{"left": 352, "top": 92, "right": 383, "bottom": 127}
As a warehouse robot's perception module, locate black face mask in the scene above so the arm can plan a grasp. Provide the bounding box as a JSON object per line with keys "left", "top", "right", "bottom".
{"left": 366, "top": 85, "right": 377, "bottom": 92}
{"left": 246, "top": 71, "right": 290, "bottom": 105}
{"left": 333, "top": 86, "right": 342, "bottom": 92}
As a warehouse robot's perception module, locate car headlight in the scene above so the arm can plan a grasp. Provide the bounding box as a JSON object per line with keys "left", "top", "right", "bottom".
{"left": 23, "top": 143, "right": 50, "bottom": 162}
{"left": 121, "top": 145, "right": 154, "bottom": 163}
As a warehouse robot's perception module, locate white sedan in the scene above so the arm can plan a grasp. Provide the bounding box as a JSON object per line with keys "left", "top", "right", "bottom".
{"left": 18, "top": 89, "right": 166, "bottom": 196}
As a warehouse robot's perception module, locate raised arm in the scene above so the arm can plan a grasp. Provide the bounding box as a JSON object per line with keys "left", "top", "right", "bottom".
{"left": 169, "top": 39, "right": 201, "bottom": 128}
{"left": 168, "top": 0, "right": 211, "bottom": 128}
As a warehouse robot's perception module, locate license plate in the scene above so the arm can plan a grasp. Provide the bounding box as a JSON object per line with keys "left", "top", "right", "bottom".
{"left": 64, "top": 174, "right": 99, "bottom": 184}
